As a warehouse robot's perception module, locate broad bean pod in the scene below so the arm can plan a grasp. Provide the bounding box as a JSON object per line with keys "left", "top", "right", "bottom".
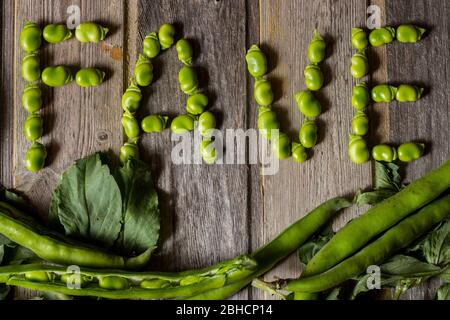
{"left": 176, "top": 39, "right": 194, "bottom": 66}
{"left": 141, "top": 115, "right": 169, "bottom": 133}
{"left": 397, "top": 142, "right": 425, "bottom": 162}
{"left": 395, "top": 84, "right": 424, "bottom": 102}
{"left": 171, "top": 114, "right": 196, "bottom": 135}
{"left": 22, "top": 53, "right": 41, "bottom": 82}
{"left": 302, "top": 158, "right": 450, "bottom": 276}
{"left": 371, "top": 84, "right": 397, "bottom": 103}
{"left": 272, "top": 132, "right": 291, "bottom": 160}
{"left": 348, "top": 134, "right": 370, "bottom": 164}
{"left": 294, "top": 90, "right": 321, "bottom": 118}
{"left": 121, "top": 82, "right": 142, "bottom": 113}
{"left": 75, "top": 22, "right": 109, "bottom": 43}
{"left": 24, "top": 113, "right": 44, "bottom": 142}
{"left": 245, "top": 45, "right": 267, "bottom": 78}
{"left": 304, "top": 64, "right": 324, "bottom": 91}
{"left": 143, "top": 32, "right": 161, "bottom": 59}
{"left": 21, "top": 84, "right": 43, "bottom": 113}
{"left": 41, "top": 66, "right": 73, "bottom": 87}
{"left": 134, "top": 54, "right": 154, "bottom": 87}
{"left": 369, "top": 27, "right": 395, "bottom": 46}
{"left": 20, "top": 21, "right": 42, "bottom": 53}
{"left": 76, "top": 68, "right": 105, "bottom": 87}
{"left": 254, "top": 79, "right": 274, "bottom": 107}
{"left": 186, "top": 93, "right": 208, "bottom": 115}
{"left": 178, "top": 66, "right": 199, "bottom": 95}
{"left": 299, "top": 120, "right": 318, "bottom": 149}
{"left": 25, "top": 142, "right": 47, "bottom": 173}
{"left": 158, "top": 23, "right": 175, "bottom": 50}
{"left": 351, "top": 28, "right": 368, "bottom": 50}
{"left": 43, "top": 24, "right": 72, "bottom": 43}
{"left": 350, "top": 51, "right": 369, "bottom": 79}
{"left": 351, "top": 111, "right": 369, "bottom": 136}
{"left": 372, "top": 144, "right": 397, "bottom": 162}
{"left": 308, "top": 30, "right": 326, "bottom": 64}
{"left": 257, "top": 106, "right": 280, "bottom": 140}
{"left": 351, "top": 82, "right": 370, "bottom": 110}
{"left": 286, "top": 195, "right": 450, "bottom": 293}
{"left": 396, "top": 24, "right": 426, "bottom": 43}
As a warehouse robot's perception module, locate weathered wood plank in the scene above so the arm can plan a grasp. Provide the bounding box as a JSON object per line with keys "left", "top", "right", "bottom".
{"left": 257, "top": 0, "right": 372, "bottom": 299}
{"left": 135, "top": 0, "right": 252, "bottom": 299}
{"left": 13, "top": 0, "right": 124, "bottom": 214}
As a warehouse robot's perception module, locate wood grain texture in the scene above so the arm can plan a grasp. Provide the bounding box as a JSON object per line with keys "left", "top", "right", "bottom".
{"left": 134, "top": 0, "right": 252, "bottom": 299}
{"left": 13, "top": 0, "right": 124, "bottom": 214}
{"left": 257, "top": 0, "right": 372, "bottom": 299}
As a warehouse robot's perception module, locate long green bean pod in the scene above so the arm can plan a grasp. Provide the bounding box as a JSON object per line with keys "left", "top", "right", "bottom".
{"left": 303, "top": 159, "right": 450, "bottom": 277}
{"left": 285, "top": 194, "right": 450, "bottom": 293}
{"left": 0, "top": 202, "right": 150, "bottom": 270}
{"left": 183, "top": 197, "right": 352, "bottom": 300}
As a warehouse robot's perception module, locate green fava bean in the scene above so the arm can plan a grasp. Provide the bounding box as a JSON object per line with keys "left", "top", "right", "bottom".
{"left": 171, "top": 114, "right": 196, "bottom": 135}
{"left": 22, "top": 53, "right": 40, "bottom": 82}
{"left": 176, "top": 39, "right": 194, "bottom": 66}
{"left": 371, "top": 84, "right": 397, "bottom": 103}
{"left": 257, "top": 106, "right": 280, "bottom": 140}
{"left": 25, "top": 142, "right": 47, "bottom": 173}
{"left": 292, "top": 142, "right": 307, "bottom": 163}
{"left": 348, "top": 134, "right": 369, "bottom": 164}
{"left": 120, "top": 142, "right": 139, "bottom": 165}
{"left": 350, "top": 51, "right": 369, "bottom": 79}
{"left": 75, "top": 22, "right": 108, "bottom": 43}
{"left": 121, "top": 82, "right": 142, "bottom": 113}
{"left": 351, "top": 111, "right": 369, "bottom": 136}
{"left": 99, "top": 276, "right": 129, "bottom": 290}
{"left": 308, "top": 30, "right": 326, "bottom": 64}
{"left": 158, "top": 23, "right": 175, "bottom": 50}
{"left": 75, "top": 68, "right": 105, "bottom": 87}
{"left": 41, "top": 66, "right": 73, "bottom": 87}
{"left": 141, "top": 115, "right": 169, "bottom": 133}
{"left": 351, "top": 28, "right": 368, "bottom": 50}
{"left": 24, "top": 114, "right": 44, "bottom": 142}
{"left": 369, "top": 27, "right": 395, "bottom": 46}
{"left": 299, "top": 120, "right": 318, "bottom": 149}
{"left": 25, "top": 271, "right": 50, "bottom": 282}
{"left": 272, "top": 132, "right": 291, "bottom": 160}
{"left": 294, "top": 90, "right": 321, "bottom": 118}
{"left": 397, "top": 142, "right": 425, "bottom": 162}
{"left": 254, "top": 79, "right": 274, "bottom": 107}
{"left": 186, "top": 93, "right": 208, "bottom": 115}
{"left": 143, "top": 32, "right": 161, "bottom": 58}
{"left": 201, "top": 139, "right": 217, "bottom": 165}
{"left": 396, "top": 24, "right": 426, "bottom": 43}
{"left": 43, "top": 24, "right": 72, "bottom": 43}
{"left": 395, "top": 84, "right": 424, "bottom": 102}
{"left": 134, "top": 54, "right": 154, "bottom": 87}
{"left": 60, "top": 274, "right": 90, "bottom": 288}
{"left": 22, "top": 84, "right": 43, "bottom": 113}
{"left": 198, "top": 111, "right": 216, "bottom": 138}
{"left": 304, "top": 64, "right": 324, "bottom": 91}
{"left": 20, "top": 21, "right": 42, "bottom": 53}
{"left": 372, "top": 144, "right": 397, "bottom": 162}
{"left": 121, "top": 113, "right": 140, "bottom": 139}
{"left": 140, "top": 279, "right": 171, "bottom": 289}
{"left": 178, "top": 66, "right": 199, "bottom": 95}
{"left": 245, "top": 45, "right": 267, "bottom": 78}
{"left": 351, "top": 82, "right": 370, "bottom": 110}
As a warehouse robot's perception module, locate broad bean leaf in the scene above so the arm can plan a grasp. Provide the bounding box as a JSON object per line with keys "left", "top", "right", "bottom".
{"left": 49, "top": 153, "right": 122, "bottom": 248}
{"left": 422, "top": 220, "right": 450, "bottom": 265}
{"left": 436, "top": 283, "right": 450, "bottom": 300}
{"left": 113, "top": 159, "right": 160, "bottom": 254}
{"left": 298, "top": 225, "right": 334, "bottom": 265}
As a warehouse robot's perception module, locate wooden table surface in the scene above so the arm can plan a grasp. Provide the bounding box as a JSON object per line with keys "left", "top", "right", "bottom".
{"left": 1, "top": 0, "right": 449, "bottom": 300}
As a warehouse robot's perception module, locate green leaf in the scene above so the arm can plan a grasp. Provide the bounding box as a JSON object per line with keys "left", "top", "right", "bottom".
{"left": 0, "top": 284, "right": 10, "bottom": 300}
{"left": 436, "top": 283, "right": 450, "bottom": 300}
{"left": 298, "top": 225, "right": 334, "bottom": 265}
{"left": 113, "top": 159, "right": 160, "bottom": 255}
{"left": 422, "top": 220, "right": 450, "bottom": 266}
{"left": 354, "top": 189, "right": 397, "bottom": 206}
{"left": 325, "top": 287, "right": 341, "bottom": 300}
{"left": 50, "top": 153, "right": 122, "bottom": 248}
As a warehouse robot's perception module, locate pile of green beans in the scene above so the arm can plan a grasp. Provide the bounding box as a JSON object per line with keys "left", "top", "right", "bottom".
{"left": 0, "top": 197, "right": 350, "bottom": 299}
{"left": 20, "top": 21, "right": 46, "bottom": 173}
